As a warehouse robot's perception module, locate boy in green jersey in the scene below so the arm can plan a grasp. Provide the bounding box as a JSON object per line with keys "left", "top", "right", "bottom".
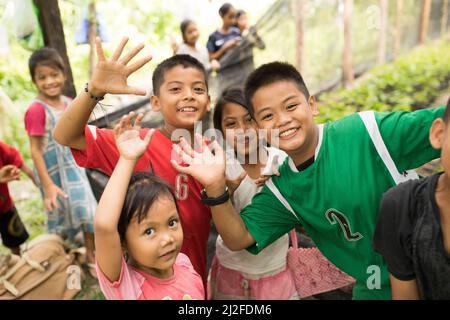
{"left": 170, "top": 62, "right": 445, "bottom": 299}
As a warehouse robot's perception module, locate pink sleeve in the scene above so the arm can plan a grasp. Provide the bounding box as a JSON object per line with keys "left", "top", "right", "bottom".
{"left": 24, "top": 102, "right": 46, "bottom": 137}
{"left": 176, "top": 253, "right": 197, "bottom": 272}
{"left": 95, "top": 257, "right": 144, "bottom": 300}
{"left": 70, "top": 126, "right": 120, "bottom": 176}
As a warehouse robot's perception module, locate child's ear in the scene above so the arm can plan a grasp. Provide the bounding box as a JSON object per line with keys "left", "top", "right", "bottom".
{"left": 309, "top": 96, "right": 319, "bottom": 116}
{"left": 150, "top": 95, "right": 161, "bottom": 112}
{"left": 429, "top": 118, "right": 445, "bottom": 150}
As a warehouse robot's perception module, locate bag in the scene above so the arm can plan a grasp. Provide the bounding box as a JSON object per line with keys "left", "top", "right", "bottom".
{"left": 287, "top": 230, "right": 355, "bottom": 298}
{"left": 12, "top": 0, "right": 43, "bottom": 50}
{"left": 0, "top": 234, "right": 86, "bottom": 300}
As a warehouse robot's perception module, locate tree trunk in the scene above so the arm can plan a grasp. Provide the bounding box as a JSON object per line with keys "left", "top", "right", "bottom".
{"left": 418, "top": 0, "right": 432, "bottom": 45}
{"left": 394, "top": 0, "right": 403, "bottom": 58}
{"left": 378, "top": 0, "right": 388, "bottom": 64}
{"left": 33, "top": 0, "right": 76, "bottom": 98}
{"left": 441, "top": 0, "right": 449, "bottom": 38}
{"left": 294, "top": 0, "right": 304, "bottom": 73}
{"left": 88, "top": 1, "right": 97, "bottom": 78}
{"left": 343, "top": 0, "right": 354, "bottom": 87}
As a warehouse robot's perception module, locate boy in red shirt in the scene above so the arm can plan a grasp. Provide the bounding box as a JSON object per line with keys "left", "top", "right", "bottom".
{"left": 54, "top": 37, "right": 212, "bottom": 285}
{"left": 0, "top": 141, "right": 36, "bottom": 255}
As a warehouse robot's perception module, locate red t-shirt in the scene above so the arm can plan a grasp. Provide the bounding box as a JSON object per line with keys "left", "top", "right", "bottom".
{"left": 0, "top": 141, "right": 24, "bottom": 213}
{"left": 71, "top": 126, "right": 212, "bottom": 285}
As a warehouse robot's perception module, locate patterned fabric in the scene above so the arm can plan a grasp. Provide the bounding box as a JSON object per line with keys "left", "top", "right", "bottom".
{"left": 287, "top": 230, "right": 355, "bottom": 298}
{"left": 32, "top": 99, "right": 96, "bottom": 239}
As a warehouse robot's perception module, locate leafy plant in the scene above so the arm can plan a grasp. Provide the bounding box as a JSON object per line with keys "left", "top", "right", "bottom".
{"left": 317, "top": 41, "right": 450, "bottom": 123}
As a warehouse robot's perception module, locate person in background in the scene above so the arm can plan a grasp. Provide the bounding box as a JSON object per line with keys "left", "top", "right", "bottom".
{"left": 176, "top": 19, "right": 220, "bottom": 73}
{"left": 24, "top": 47, "right": 97, "bottom": 277}
{"left": 235, "top": 10, "right": 265, "bottom": 50}
{"left": 207, "top": 3, "right": 242, "bottom": 62}
{"left": 0, "top": 141, "right": 36, "bottom": 256}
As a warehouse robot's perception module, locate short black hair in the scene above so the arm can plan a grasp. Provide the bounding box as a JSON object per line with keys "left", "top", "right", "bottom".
{"left": 151, "top": 54, "right": 207, "bottom": 96}
{"left": 244, "top": 62, "right": 310, "bottom": 116}
{"left": 236, "top": 9, "right": 246, "bottom": 19}
{"left": 180, "top": 19, "right": 194, "bottom": 43}
{"left": 28, "top": 47, "right": 66, "bottom": 81}
{"left": 444, "top": 98, "right": 450, "bottom": 124}
{"left": 219, "top": 3, "right": 234, "bottom": 17}
{"left": 213, "top": 86, "right": 248, "bottom": 134}
{"left": 118, "top": 172, "right": 178, "bottom": 244}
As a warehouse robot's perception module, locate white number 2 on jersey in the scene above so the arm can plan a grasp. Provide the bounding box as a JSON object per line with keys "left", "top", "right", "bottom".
{"left": 175, "top": 173, "right": 189, "bottom": 200}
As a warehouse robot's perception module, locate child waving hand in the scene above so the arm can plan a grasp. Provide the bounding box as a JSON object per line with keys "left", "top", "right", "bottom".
{"left": 94, "top": 112, "right": 204, "bottom": 300}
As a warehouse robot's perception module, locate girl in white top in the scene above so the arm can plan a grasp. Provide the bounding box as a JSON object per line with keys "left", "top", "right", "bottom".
{"left": 208, "top": 87, "right": 298, "bottom": 300}
{"left": 176, "top": 19, "right": 220, "bottom": 73}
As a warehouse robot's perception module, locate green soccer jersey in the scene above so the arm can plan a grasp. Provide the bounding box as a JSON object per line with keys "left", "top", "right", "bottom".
{"left": 240, "top": 107, "right": 445, "bottom": 300}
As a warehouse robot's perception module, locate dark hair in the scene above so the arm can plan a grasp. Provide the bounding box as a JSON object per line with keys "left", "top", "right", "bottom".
{"left": 244, "top": 62, "right": 310, "bottom": 116}
{"left": 213, "top": 87, "right": 248, "bottom": 133}
{"left": 118, "top": 172, "right": 178, "bottom": 243}
{"left": 444, "top": 98, "right": 450, "bottom": 124}
{"left": 219, "top": 3, "right": 234, "bottom": 17}
{"left": 236, "top": 10, "right": 246, "bottom": 19}
{"left": 151, "top": 54, "right": 207, "bottom": 96}
{"left": 28, "top": 47, "right": 66, "bottom": 81}
{"left": 180, "top": 19, "right": 195, "bottom": 43}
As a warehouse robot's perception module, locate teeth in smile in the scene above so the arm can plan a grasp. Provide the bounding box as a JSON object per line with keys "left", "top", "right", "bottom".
{"left": 180, "top": 107, "right": 196, "bottom": 112}
{"left": 280, "top": 128, "right": 297, "bottom": 137}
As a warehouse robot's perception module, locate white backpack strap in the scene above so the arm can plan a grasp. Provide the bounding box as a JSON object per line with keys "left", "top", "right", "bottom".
{"left": 266, "top": 178, "right": 300, "bottom": 222}
{"left": 358, "top": 111, "right": 419, "bottom": 185}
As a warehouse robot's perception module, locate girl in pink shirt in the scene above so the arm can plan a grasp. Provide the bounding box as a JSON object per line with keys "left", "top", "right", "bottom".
{"left": 94, "top": 112, "right": 204, "bottom": 300}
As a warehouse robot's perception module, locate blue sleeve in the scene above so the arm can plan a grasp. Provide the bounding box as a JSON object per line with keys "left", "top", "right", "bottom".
{"left": 206, "top": 33, "right": 216, "bottom": 53}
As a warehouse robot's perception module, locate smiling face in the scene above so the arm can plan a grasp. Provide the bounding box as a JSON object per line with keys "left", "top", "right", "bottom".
{"left": 151, "top": 65, "right": 210, "bottom": 134}
{"left": 251, "top": 80, "right": 319, "bottom": 164}
{"left": 221, "top": 102, "right": 259, "bottom": 158}
{"left": 124, "top": 195, "right": 183, "bottom": 279}
{"left": 33, "top": 64, "right": 66, "bottom": 99}
{"left": 183, "top": 22, "right": 200, "bottom": 46}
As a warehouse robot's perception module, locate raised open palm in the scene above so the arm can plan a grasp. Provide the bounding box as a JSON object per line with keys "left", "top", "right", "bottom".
{"left": 114, "top": 112, "right": 154, "bottom": 161}
{"left": 90, "top": 37, "right": 153, "bottom": 97}
{"left": 170, "top": 134, "right": 226, "bottom": 189}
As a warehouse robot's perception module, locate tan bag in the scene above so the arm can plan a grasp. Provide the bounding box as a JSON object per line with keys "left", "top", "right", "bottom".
{"left": 0, "top": 234, "right": 86, "bottom": 300}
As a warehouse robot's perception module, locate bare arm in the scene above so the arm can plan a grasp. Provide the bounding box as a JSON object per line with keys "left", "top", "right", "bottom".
{"left": 19, "top": 163, "right": 37, "bottom": 186}
{"left": 170, "top": 135, "right": 255, "bottom": 251}
{"left": 209, "top": 38, "right": 241, "bottom": 61}
{"left": 53, "top": 37, "right": 153, "bottom": 151}
{"left": 390, "top": 275, "right": 420, "bottom": 300}
{"left": 94, "top": 112, "right": 154, "bottom": 282}
{"left": 29, "top": 136, "right": 67, "bottom": 211}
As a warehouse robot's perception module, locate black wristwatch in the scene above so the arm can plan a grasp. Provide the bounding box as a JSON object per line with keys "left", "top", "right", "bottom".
{"left": 201, "top": 187, "right": 229, "bottom": 206}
